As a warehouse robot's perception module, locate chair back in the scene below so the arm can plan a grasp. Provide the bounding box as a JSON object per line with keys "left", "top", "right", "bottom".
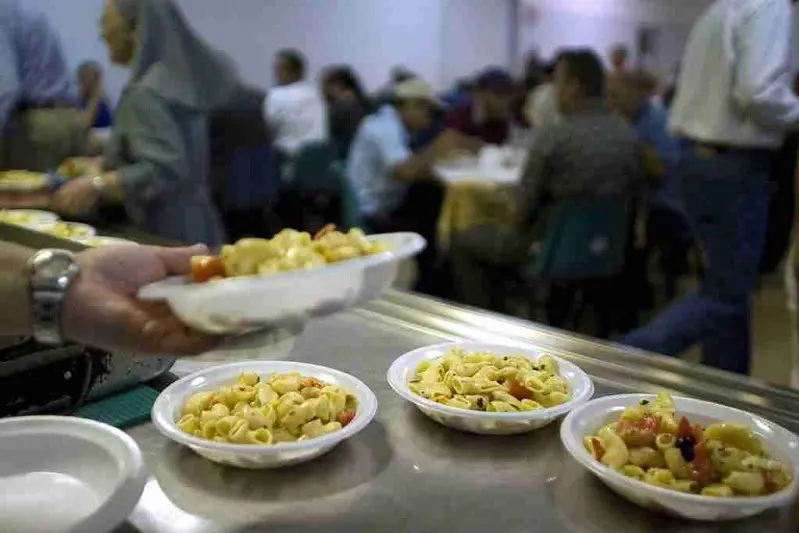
{"left": 527, "top": 196, "right": 631, "bottom": 280}
{"left": 292, "top": 141, "right": 340, "bottom": 192}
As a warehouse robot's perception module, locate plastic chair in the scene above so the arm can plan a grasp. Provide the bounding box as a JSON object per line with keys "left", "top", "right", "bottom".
{"left": 523, "top": 196, "right": 635, "bottom": 338}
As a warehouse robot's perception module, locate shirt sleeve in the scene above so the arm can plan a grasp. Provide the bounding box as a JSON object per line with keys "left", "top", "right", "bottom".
{"left": 116, "top": 89, "right": 189, "bottom": 203}
{"left": 732, "top": 1, "right": 799, "bottom": 130}
{"left": 374, "top": 120, "right": 411, "bottom": 168}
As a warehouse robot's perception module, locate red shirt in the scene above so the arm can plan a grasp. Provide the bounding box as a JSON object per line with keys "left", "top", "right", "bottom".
{"left": 443, "top": 103, "right": 510, "bottom": 145}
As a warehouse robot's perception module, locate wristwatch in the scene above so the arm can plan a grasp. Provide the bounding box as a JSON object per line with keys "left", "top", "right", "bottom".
{"left": 28, "top": 249, "right": 81, "bottom": 345}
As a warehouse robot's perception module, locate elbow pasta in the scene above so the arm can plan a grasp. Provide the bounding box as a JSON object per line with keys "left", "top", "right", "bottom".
{"left": 190, "top": 226, "right": 387, "bottom": 282}
{"left": 408, "top": 348, "right": 572, "bottom": 412}
{"left": 582, "top": 393, "right": 794, "bottom": 497}
{"left": 178, "top": 371, "right": 358, "bottom": 445}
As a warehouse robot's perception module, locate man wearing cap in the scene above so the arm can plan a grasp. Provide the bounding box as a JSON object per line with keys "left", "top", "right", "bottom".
{"left": 347, "top": 78, "right": 472, "bottom": 292}
{"left": 443, "top": 68, "right": 518, "bottom": 145}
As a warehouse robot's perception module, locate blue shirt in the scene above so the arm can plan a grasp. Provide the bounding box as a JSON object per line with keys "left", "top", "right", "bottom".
{"left": 346, "top": 105, "right": 412, "bottom": 216}
{"left": 631, "top": 102, "right": 683, "bottom": 205}
{"left": 0, "top": 2, "right": 74, "bottom": 129}
{"left": 81, "top": 98, "right": 113, "bottom": 128}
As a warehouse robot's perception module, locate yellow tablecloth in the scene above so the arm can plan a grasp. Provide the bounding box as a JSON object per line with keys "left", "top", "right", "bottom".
{"left": 437, "top": 180, "right": 518, "bottom": 250}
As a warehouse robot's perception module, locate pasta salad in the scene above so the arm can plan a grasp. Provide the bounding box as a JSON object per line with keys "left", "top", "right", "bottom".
{"left": 177, "top": 371, "right": 358, "bottom": 445}
{"left": 583, "top": 393, "right": 793, "bottom": 497}
{"left": 189, "top": 225, "right": 387, "bottom": 283}
{"left": 408, "top": 348, "right": 571, "bottom": 412}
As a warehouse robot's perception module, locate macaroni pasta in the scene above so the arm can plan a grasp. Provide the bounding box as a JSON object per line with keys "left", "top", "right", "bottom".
{"left": 583, "top": 393, "right": 793, "bottom": 497}
{"left": 178, "top": 371, "right": 358, "bottom": 445}
{"left": 408, "top": 348, "right": 572, "bottom": 412}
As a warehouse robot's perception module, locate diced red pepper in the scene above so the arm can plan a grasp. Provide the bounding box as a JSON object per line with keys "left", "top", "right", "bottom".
{"left": 506, "top": 379, "right": 534, "bottom": 400}
{"left": 690, "top": 441, "right": 713, "bottom": 486}
{"left": 617, "top": 416, "right": 661, "bottom": 448}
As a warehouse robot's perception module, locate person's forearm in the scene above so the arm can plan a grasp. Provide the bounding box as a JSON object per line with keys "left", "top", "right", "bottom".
{"left": 99, "top": 171, "right": 125, "bottom": 203}
{"left": 0, "top": 243, "right": 35, "bottom": 337}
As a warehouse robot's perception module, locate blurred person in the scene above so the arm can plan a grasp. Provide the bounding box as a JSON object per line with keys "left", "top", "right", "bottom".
{"left": 347, "top": 78, "right": 471, "bottom": 292}
{"left": 0, "top": 242, "right": 216, "bottom": 354}
{"left": 52, "top": 0, "right": 246, "bottom": 247}
{"left": 608, "top": 71, "right": 692, "bottom": 299}
{"left": 0, "top": 0, "right": 90, "bottom": 171}
{"left": 443, "top": 68, "right": 518, "bottom": 146}
{"left": 524, "top": 57, "right": 562, "bottom": 129}
{"left": 373, "top": 65, "right": 417, "bottom": 107}
{"left": 450, "top": 50, "right": 644, "bottom": 310}
{"left": 621, "top": 0, "right": 799, "bottom": 375}
{"left": 610, "top": 44, "right": 630, "bottom": 76}
{"left": 76, "top": 60, "right": 113, "bottom": 128}
{"left": 321, "top": 65, "right": 372, "bottom": 158}
{"left": 265, "top": 48, "right": 327, "bottom": 156}
{"left": 663, "top": 62, "right": 681, "bottom": 110}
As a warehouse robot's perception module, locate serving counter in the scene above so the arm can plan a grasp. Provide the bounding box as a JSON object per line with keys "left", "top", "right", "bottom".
{"left": 3, "top": 221, "right": 799, "bottom": 532}
{"left": 121, "top": 292, "right": 799, "bottom": 533}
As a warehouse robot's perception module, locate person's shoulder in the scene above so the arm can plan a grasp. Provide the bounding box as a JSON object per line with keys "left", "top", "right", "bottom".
{"left": 730, "top": 0, "right": 788, "bottom": 21}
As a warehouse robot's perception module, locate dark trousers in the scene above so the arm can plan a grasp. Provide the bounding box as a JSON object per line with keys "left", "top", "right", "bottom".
{"left": 365, "top": 180, "right": 445, "bottom": 294}
{"left": 621, "top": 147, "right": 773, "bottom": 374}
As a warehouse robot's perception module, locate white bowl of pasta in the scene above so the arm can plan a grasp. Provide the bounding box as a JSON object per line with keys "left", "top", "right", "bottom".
{"left": 138, "top": 230, "right": 426, "bottom": 334}
{"left": 151, "top": 361, "right": 378, "bottom": 468}
{"left": 560, "top": 393, "right": 799, "bottom": 521}
{"left": 387, "top": 342, "right": 594, "bottom": 435}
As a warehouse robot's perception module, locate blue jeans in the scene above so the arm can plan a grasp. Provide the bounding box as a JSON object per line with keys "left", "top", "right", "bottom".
{"left": 621, "top": 147, "right": 773, "bottom": 374}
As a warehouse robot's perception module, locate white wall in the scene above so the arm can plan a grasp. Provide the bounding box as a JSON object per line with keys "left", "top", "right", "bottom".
{"left": 518, "top": 0, "right": 715, "bottom": 77}
{"left": 29, "top": 0, "right": 514, "bottom": 103}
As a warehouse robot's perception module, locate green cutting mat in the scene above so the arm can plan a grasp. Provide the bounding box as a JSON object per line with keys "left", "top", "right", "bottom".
{"left": 74, "top": 386, "right": 159, "bottom": 429}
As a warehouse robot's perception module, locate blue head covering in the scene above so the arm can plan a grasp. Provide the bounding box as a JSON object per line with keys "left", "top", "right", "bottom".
{"left": 113, "top": 0, "right": 245, "bottom": 111}
{"left": 0, "top": 0, "right": 74, "bottom": 129}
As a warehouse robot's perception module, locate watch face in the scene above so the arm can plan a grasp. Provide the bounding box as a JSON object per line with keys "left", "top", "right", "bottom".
{"left": 31, "top": 250, "right": 79, "bottom": 289}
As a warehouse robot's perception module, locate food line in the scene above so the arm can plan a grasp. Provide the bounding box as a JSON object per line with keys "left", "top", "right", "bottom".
{"left": 2, "top": 225, "right": 799, "bottom": 531}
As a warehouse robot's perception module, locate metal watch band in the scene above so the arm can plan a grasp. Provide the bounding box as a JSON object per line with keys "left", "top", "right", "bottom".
{"left": 28, "top": 249, "right": 81, "bottom": 345}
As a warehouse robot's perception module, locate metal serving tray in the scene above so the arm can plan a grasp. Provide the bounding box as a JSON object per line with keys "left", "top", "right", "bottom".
{"left": 122, "top": 293, "right": 799, "bottom": 532}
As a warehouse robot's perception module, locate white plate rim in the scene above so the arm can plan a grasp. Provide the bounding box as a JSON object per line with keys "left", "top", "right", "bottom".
{"left": 138, "top": 232, "right": 426, "bottom": 300}
{"left": 151, "top": 361, "right": 379, "bottom": 454}
{"left": 0, "top": 415, "right": 148, "bottom": 532}
{"left": 386, "top": 341, "right": 594, "bottom": 421}
{"left": 559, "top": 393, "right": 799, "bottom": 507}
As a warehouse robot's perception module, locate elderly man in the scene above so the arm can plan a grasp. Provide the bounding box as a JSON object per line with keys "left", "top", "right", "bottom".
{"left": 450, "top": 50, "right": 645, "bottom": 310}
{"left": 347, "top": 78, "right": 471, "bottom": 292}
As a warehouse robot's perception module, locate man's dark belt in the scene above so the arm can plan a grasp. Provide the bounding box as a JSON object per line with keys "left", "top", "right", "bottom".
{"left": 688, "top": 139, "right": 774, "bottom": 157}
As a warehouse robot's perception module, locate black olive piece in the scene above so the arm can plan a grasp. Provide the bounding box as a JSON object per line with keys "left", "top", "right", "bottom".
{"left": 640, "top": 400, "right": 650, "bottom": 405}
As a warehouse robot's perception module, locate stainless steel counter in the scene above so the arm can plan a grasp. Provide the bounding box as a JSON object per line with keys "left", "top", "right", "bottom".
{"left": 121, "top": 293, "right": 799, "bottom": 533}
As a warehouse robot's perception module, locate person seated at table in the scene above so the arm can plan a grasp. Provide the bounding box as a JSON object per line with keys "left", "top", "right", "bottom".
{"left": 347, "top": 78, "right": 472, "bottom": 292}
{"left": 443, "top": 68, "right": 518, "bottom": 146}
{"left": 265, "top": 49, "right": 327, "bottom": 157}
{"left": 525, "top": 57, "right": 563, "bottom": 129}
{"left": 607, "top": 70, "right": 691, "bottom": 299}
{"left": 76, "top": 60, "right": 113, "bottom": 129}
{"left": 321, "top": 65, "right": 373, "bottom": 159}
{"left": 0, "top": 1, "right": 90, "bottom": 171}
{"left": 450, "top": 49, "right": 645, "bottom": 310}
{"left": 52, "top": 0, "right": 248, "bottom": 247}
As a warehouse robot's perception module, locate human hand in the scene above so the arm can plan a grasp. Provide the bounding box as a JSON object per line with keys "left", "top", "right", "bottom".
{"left": 51, "top": 177, "right": 99, "bottom": 215}
{"left": 62, "top": 244, "right": 219, "bottom": 355}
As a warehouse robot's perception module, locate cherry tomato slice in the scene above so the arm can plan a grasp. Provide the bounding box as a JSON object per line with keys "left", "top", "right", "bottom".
{"left": 337, "top": 411, "right": 356, "bottom": 426}
{"left": 690, "top": 441, "right": 713, "bottom": 486}
{"left": 190, "top": 255, "right": 226, "bottom": 283}
{"left": 617, "top": 416, "right": 661, "bottom": 448}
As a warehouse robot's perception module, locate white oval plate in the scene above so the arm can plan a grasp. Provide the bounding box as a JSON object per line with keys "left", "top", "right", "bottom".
{"left": 152, "top": 360, "right": 379, "bottom": 469}
{"left": 76, "top": 236, "right": 139, "bottom": 248}
{"left": 387, "top": 341, "right": 594, "bottom": 435}
{"left": 0, "top": 209, "right": 60, "bottom": 227}
{"left": 560, "top": 393, "right": 799, "bottom": 521}
{"left": 138, "top": 232, "right": 425, "bottom": 334}
{"left": 35, "top": 221, "right": 97, "bottom": 240}
{"left": 0, "top": 416, "right": 147, "bottom": 533}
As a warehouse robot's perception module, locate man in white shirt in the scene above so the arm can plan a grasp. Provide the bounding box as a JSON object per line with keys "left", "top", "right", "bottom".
{"left": 264, "top": 49, "right": 327, "bottom": 156}
{"left": 622, "top": 0, "right": 799, "bottom": 375}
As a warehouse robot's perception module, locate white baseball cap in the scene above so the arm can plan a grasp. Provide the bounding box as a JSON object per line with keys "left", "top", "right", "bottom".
{"left": 393, "top": 79, "right": 445, "bottom": 109}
